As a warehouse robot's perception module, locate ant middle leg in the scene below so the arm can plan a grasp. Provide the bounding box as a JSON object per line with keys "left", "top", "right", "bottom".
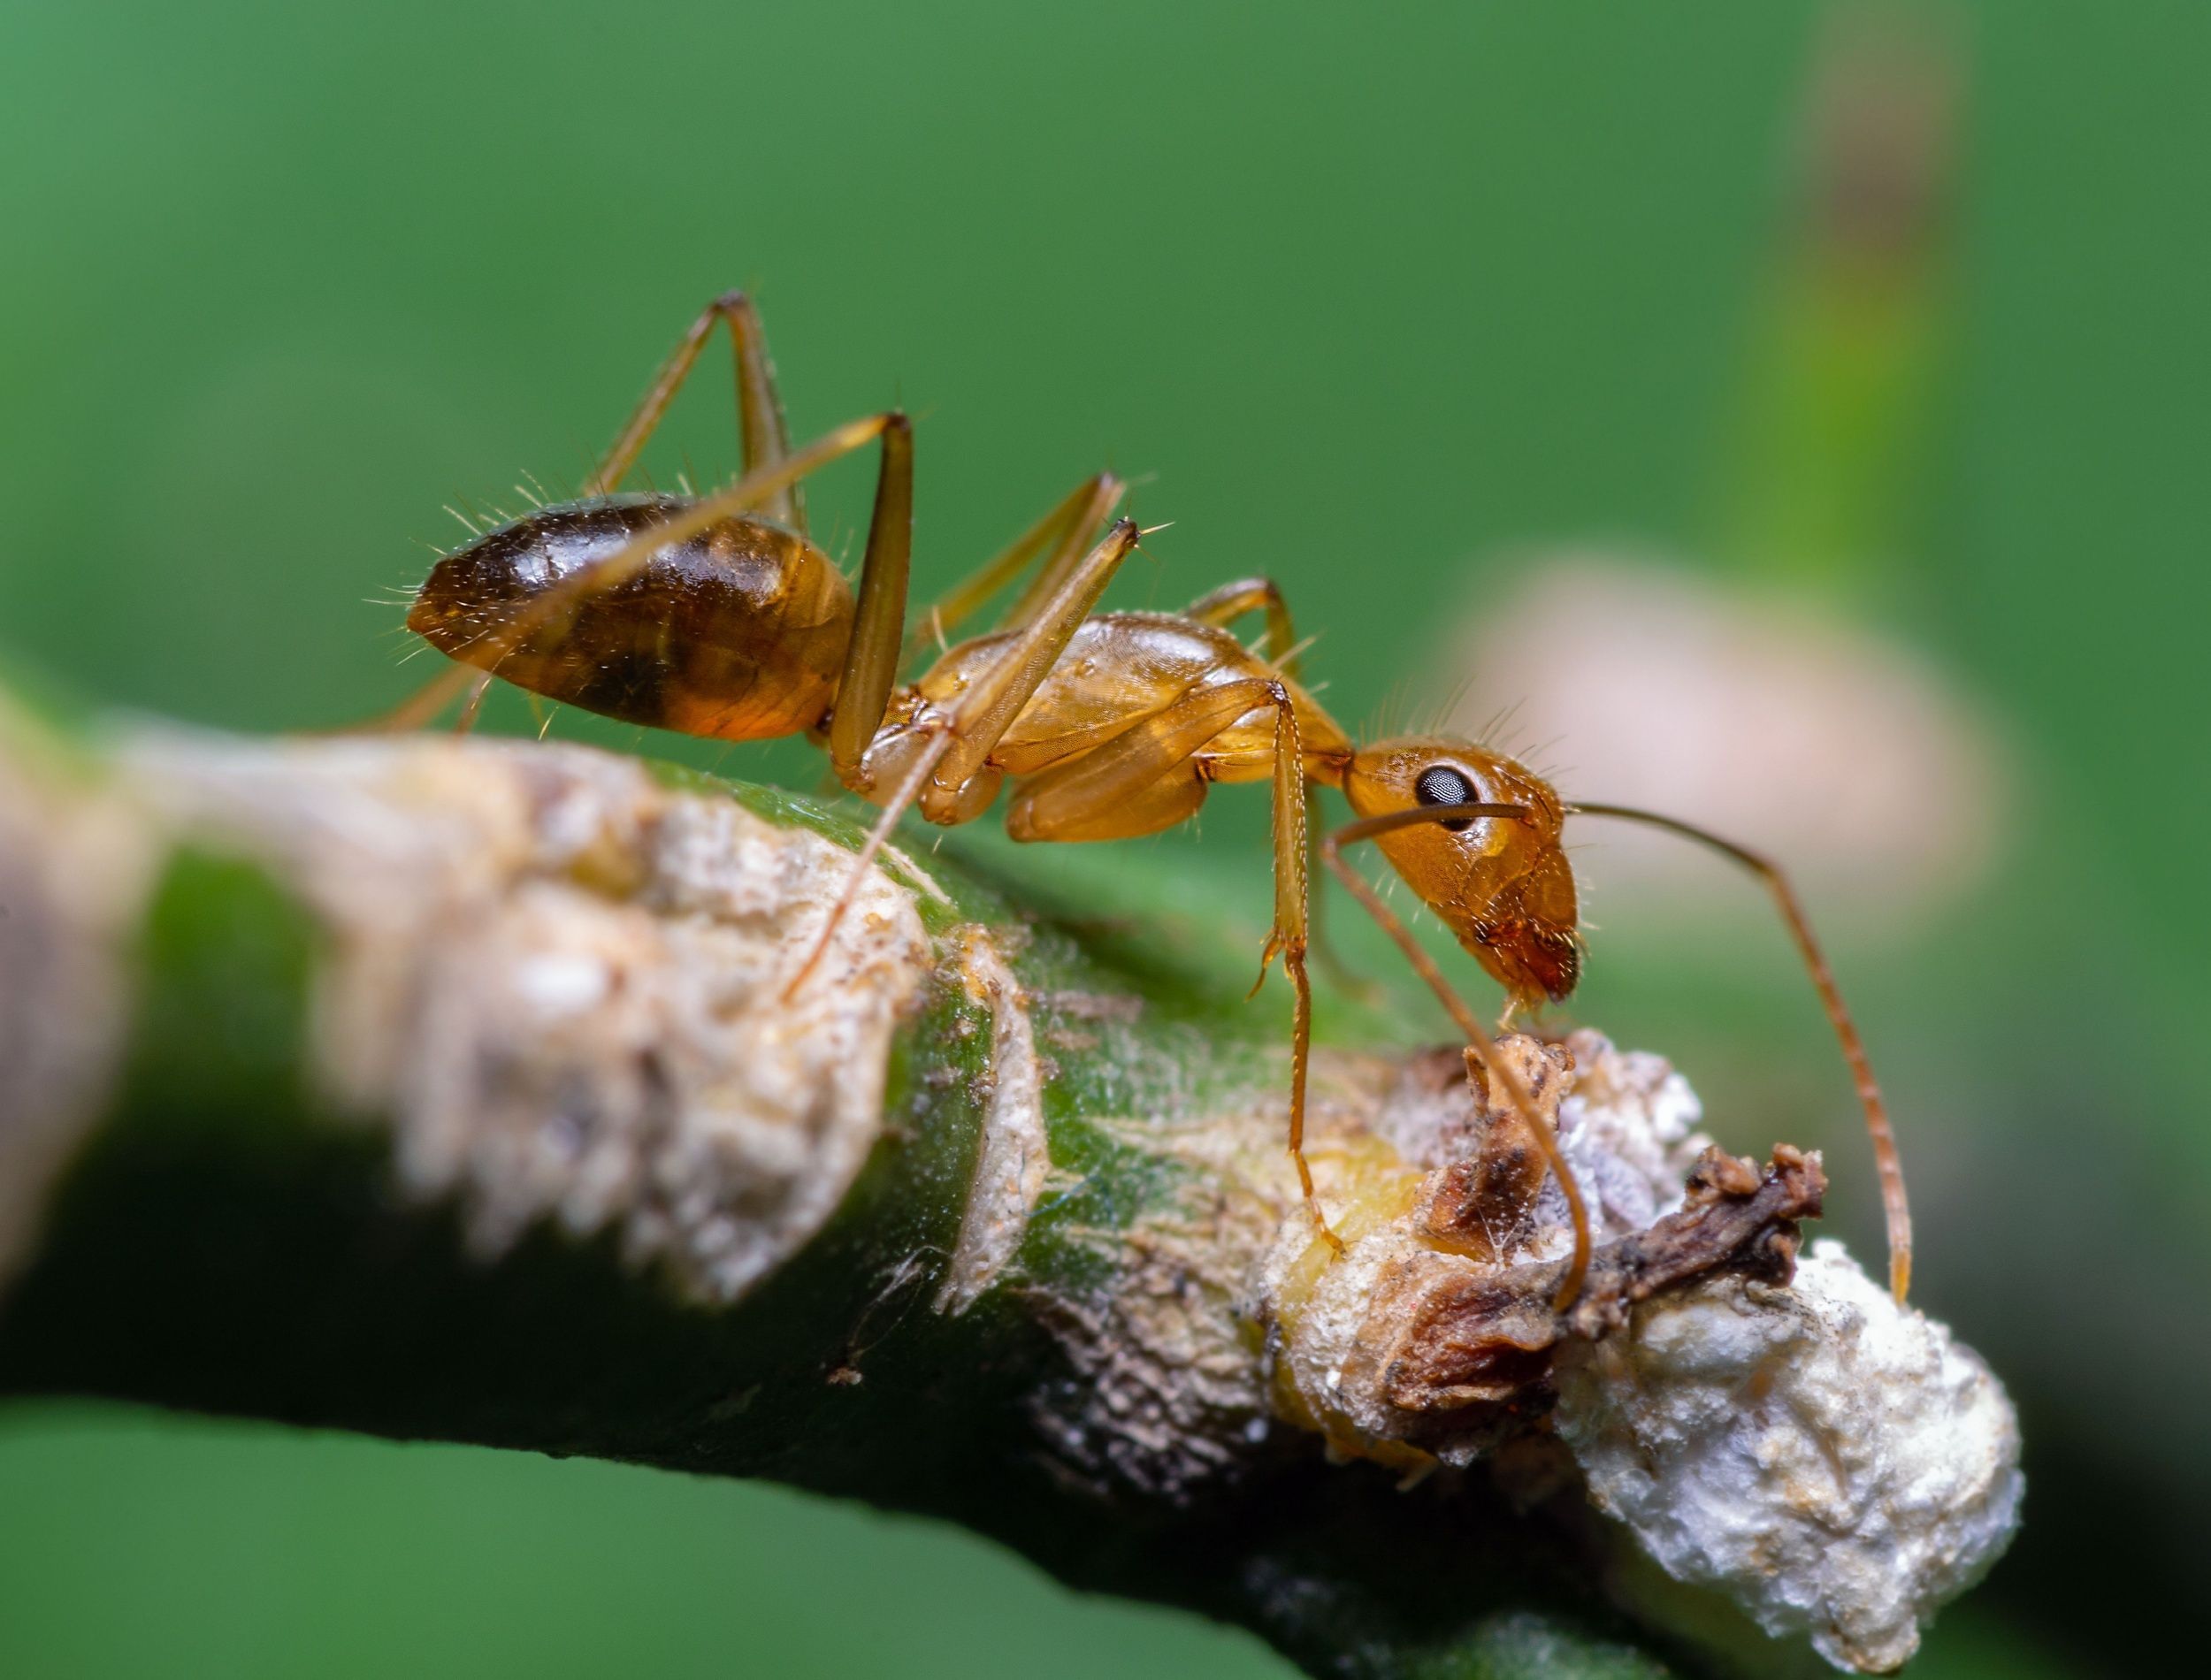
{"left": 1005, "top": 677, "right": 1341, "bottom": 1251}
{"left": 904, "top": 473, "right": 1126, "bottom": 661}
{"left": 843, "top": 463, "right": 1134, "bottom": 785}
{"left": 585, "top": 291, "right": 806, "bottom": 532}
{"left": 1185, "top": 577, "right": 1300, "bottom": 676}
{"left": 782, "top": 515, "right": 1148, "bottom": 998}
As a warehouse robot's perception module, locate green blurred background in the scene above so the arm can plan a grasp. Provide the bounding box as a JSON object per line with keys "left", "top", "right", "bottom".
{"left": 1, "top": 2, "right": 2204, "bottom": 1675}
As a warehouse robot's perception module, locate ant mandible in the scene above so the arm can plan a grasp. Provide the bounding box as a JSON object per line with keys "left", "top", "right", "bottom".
{"left": 391, "top": 294, "right": 1912, "bottom": 1310}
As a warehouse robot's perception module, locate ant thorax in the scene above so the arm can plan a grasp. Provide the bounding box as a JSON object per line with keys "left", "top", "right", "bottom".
{"left": 912, "top": 614, "right": 1350, "bottom": 784}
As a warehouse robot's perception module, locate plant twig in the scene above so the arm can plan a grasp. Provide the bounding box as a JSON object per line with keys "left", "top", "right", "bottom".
{"left": 0, "top": 698, "right": 2018, "bottom": 1678}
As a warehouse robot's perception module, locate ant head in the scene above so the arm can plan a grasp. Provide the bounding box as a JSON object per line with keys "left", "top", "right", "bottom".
{"left": 1342, "top": 737, "right": 1580, "bottom": 1005}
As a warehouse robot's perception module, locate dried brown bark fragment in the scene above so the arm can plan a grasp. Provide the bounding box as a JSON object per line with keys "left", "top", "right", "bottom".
{"left": 1378, "top": 1146, "right": 1826, "bottom": 1418}
{"left": 1260, "top": 1031, "right": 1829, "bottom": 1470}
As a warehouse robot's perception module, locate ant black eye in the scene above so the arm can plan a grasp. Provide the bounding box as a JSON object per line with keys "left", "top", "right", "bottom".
{"left": 1414, "top": 765, "right": 1478, "bottom": 832}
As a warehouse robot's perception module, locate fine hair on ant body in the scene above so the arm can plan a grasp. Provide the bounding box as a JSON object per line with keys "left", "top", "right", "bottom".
{"left": 392, "top": 294, "right": 1912, "bottom": 1310}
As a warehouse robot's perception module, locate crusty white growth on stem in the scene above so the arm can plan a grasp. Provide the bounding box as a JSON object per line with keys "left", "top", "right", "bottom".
{"left": 1254, "top": 1033, "right": 1721, "bottom": 1464}
{"left": 0, "top": 712, "right": 161, "bottom": 1287}
{"left": 934, "top": 925, "right": 1049, "bottom": 1314}
{"left": 0, "top": 716, "right": 2019, "bottom": 1671}
{"left": 18, "top": 727, "right": 936, "bottom": 1305}
{"left": 1193, "top": 1031, "right": 2016, "bottom": 1671}
{"left": 1556, "top": 1244, "right": 2023, "bottom": 1674}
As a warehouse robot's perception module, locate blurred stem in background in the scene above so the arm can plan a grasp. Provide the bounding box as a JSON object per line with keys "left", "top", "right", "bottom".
{"left": 1716, "top": 2, "right": 1960, "bottom": 608}
{"left": 1438, "top": 5, "right": 2004, "bottom": 958}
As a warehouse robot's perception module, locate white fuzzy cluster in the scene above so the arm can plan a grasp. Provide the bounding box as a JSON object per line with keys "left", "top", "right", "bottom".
{"left": 0, "top": 708, "right": 162, "bottom": 1285}
{"left": 933, "top": 926, "right": 1050, "bottom": 1316}
{"left": 116, "top": 731, "right": 934, "bottom": 1306}
{"left": 1549, "top": 1028, "right": 1712, "bottom": 1239}
{"left": 1554, "top": 1241, "right": 2024, "bottom": 1673}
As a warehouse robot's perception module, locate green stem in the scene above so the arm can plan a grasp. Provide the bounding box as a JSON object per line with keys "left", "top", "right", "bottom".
{"left": 0, "top": 695, "right": 1796, "bottom": 1680}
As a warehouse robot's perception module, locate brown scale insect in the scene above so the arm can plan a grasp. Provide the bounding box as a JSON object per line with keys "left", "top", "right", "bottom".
{"left": 394, "top": 294, "right": 1912, "bottom": 1309}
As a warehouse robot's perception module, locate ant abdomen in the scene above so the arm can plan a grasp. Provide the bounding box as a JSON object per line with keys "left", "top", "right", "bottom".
{"left": 409, "top": 497, "right": 854, "bottom": 740}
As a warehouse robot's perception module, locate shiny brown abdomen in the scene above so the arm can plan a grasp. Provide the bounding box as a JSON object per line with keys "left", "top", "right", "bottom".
{"left": 408, "top": 496, "right": 854, "bottom": 741}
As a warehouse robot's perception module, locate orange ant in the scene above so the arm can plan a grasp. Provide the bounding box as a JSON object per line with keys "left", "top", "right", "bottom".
{"left": 390, "top": 294, "right": 1912, "bottom": 1310}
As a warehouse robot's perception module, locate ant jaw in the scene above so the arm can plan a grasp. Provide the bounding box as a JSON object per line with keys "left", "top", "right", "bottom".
{"left": 1468, "top": 920, "right": 1582, "bottom": 1005}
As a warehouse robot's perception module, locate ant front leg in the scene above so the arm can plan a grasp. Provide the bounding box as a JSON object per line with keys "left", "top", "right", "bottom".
{"left": 1005, "top": 677, "right": 1341, "bottom": 1255}
{"left": 1185, "top": 577, "right": 1380, "bottom": 1003}
{"left": 585, "top": 291, "right": 806, "bottom": 531}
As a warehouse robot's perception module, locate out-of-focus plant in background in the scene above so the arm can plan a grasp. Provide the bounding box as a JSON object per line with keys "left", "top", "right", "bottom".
{"left": 1, "top": 1, "right": 2203, "bottom": 1675}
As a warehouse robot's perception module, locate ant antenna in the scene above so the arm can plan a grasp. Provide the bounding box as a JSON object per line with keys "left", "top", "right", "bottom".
{"left": 1566, "top": 801, "right": 1912, "bottom": 1303}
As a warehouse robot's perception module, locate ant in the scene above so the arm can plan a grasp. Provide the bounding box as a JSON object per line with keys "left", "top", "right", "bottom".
{"left": 391, "top": 294, "right": 1911, "bottom": 1310}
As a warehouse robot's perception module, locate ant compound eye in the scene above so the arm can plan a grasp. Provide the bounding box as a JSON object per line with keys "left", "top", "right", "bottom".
{"left": 1414, "top": 765, "right": 1478, "bottom": 832}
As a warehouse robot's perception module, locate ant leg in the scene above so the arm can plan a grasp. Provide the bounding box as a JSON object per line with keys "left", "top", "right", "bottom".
{"left": 585, "top": 291, "right": 806, "bottom": 533}
{"left": 1180, "top": 583, "right": 1368, "bottom": 996}
{"left": 1320, "top": 801, "right": 1594, "bottom": 1309}
{"left": 453, "top": 672, "right": 493, "bottom": 735}
{"left": 904, "top": 473, "right": 1124, "bottom": 662}
{"left": 1297, "top": 776, "right": 1383, "bottom": 1005}
{"left": 780, "top": 517, "right": 1146, "bottom": 999}
{"left": 1265, "top": 692, "right": 1331, "bottom": 1251}
{"left": 1004, "top": 679, "right": 1274, "bottom": 839}
{"left": 381, "top": 414, "right": 898, "bottom": 732}
{"left": 824, "top": 415, "right": 914, "bottom": 782}
{"left": 918, "top": 517, "right": 1146, "bottom": 819}
{"left": 1185, "top": 577, "right": 1300, "bottom": 677}
{"left": 998, "top": 476, "right": 1128, "bottom": 634}
{"left": 1006, "top": 676, "right": 1342, "bottom": 1254}
{"left": 1567, "top": 801, "right": 1912, "bottom": 1303}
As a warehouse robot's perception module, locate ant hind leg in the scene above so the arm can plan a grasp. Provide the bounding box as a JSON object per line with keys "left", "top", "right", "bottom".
{"left": 823, "top": 415, "right": 915, "bottom": 782}
{"left": 452, "top": 672, "right": 493, "bottom": 736}
{"left": 586, "top": 292, "right": 806, "bottom": 532}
